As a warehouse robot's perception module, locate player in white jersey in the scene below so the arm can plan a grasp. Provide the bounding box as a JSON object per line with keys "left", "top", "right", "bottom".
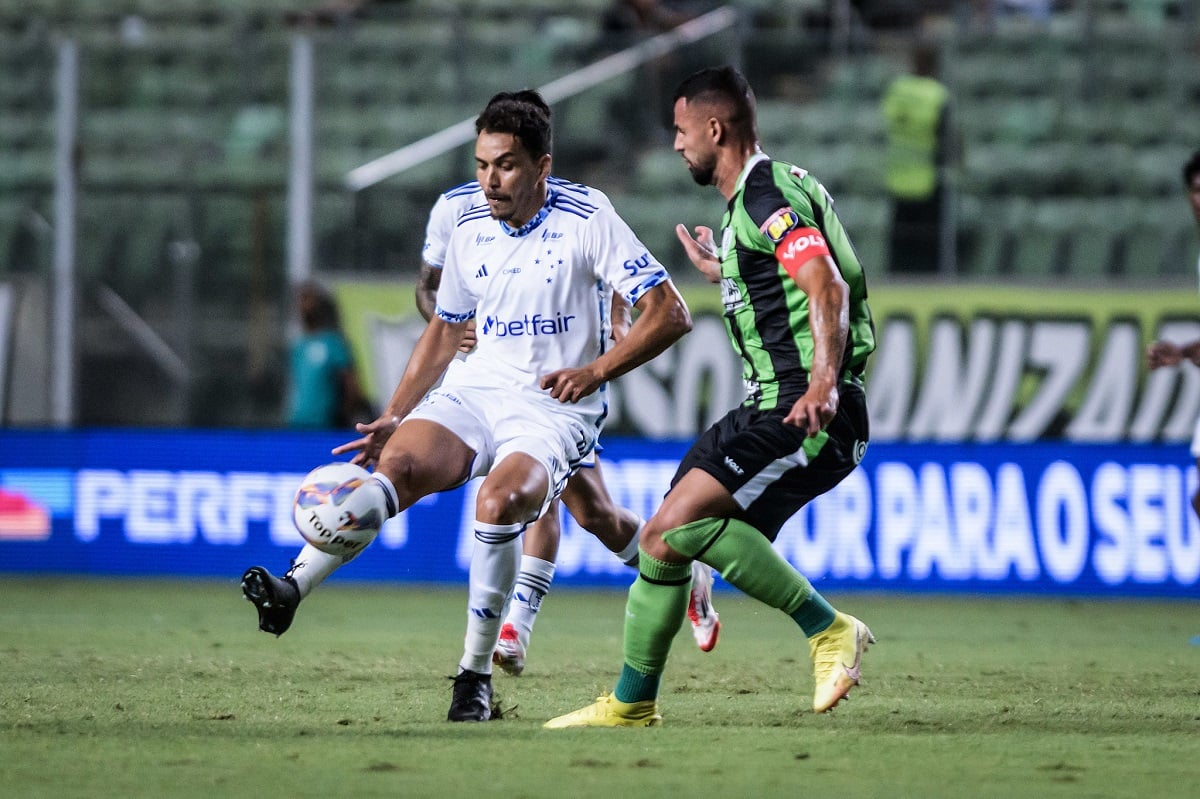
{"left": 243, "top": 90, "right": 693, "bottom": 723}
{"left": 418, "top": 171, "right": 721, "bottom": 670}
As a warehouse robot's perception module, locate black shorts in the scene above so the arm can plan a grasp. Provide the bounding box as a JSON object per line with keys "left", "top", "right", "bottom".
{"left": 671, "top": 380, "right": 869, "bottom": 541}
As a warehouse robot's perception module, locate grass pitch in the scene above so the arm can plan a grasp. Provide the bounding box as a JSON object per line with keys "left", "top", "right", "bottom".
{"left": 1, "top": 577, "right": 1197, "bottom": 798}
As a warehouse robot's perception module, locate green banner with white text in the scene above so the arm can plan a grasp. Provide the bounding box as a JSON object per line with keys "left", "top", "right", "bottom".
{"left": 334, "top": 281, "right": 1200, "bottom": 444}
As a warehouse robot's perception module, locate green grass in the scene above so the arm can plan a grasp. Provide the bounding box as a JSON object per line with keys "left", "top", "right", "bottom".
{"left": 1, "top": 578, "right": 1197, "bottom": 798}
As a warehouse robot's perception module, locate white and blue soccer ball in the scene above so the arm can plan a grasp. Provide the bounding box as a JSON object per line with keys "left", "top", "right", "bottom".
{"left": 292, "top": 462, "right": 382, "bottom": 557}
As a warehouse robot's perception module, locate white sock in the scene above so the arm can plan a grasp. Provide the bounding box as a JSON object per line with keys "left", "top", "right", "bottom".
{"left": 369, "top": 471, "right": 400, "bottom": 518}
{"left": 505, "top": 555, "right": 556, "bottom": 647}
{"left": 460, "top": 521, "right": 523, "bottom": 674}
{"left": 286, "top": 544, "right": 344, "bottom": 598}
{"left": 616, "top": 517, "right": 643, "bottom": 566}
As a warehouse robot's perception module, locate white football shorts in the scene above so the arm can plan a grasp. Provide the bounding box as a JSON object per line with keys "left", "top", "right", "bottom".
{"left": 403, "top": 384, "right": 597, "bottom": 517}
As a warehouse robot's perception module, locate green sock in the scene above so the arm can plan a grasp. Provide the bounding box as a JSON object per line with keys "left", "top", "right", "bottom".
{"left": 614, "top": 664, "right": 660, "bottom": 704}
{"left": 662, "top": 516, "right": 835, "bottom": 635}
{"left": 613, "top": 548, "right": 690, "bottom": 703}
{"left": 789, "top": 592, "right": 836, "bottom": 637}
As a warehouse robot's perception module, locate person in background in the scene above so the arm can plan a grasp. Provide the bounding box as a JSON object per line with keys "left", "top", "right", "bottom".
{"left": 881, "top": 38, "right": 956, "bottom": 274}
{"left": 1146, "top": 150, "right": 1200, "bottom": 520}
{"left": 285, "top": 281, "right": 371, "bottom": 429}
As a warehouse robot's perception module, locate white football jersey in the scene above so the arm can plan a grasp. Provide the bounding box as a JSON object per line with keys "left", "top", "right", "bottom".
{"left": 433, "top": 183, "right": 671, "bottom": 426}
{"left": 422, "top": 176, "right": 612, "bottom": 268}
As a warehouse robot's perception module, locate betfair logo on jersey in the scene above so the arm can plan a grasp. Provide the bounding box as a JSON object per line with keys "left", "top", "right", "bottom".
{"left": 480, "top": 312, "right": 577, "bottom": 337}
{"left": 762, "top": 207, "right": 799, "bottom": 244}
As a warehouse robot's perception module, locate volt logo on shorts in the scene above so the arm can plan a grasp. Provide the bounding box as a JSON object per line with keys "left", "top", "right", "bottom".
{"left": 723, "top": 456, "right": 745, "bottom": 476}
{"left": 480, "top": 312, "right": 577, "bottom": 337}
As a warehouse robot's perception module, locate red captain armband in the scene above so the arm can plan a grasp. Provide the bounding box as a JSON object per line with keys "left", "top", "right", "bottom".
{"left": 776, "top": 226, "right": 830, "bottom": 280}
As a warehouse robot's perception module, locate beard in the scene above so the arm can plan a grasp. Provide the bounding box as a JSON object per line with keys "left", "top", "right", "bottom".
{"left": 686, "top": 160, "right": 715, "bottom": 187}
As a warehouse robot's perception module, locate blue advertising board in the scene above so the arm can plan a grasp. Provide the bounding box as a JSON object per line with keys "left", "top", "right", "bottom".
{"left": 1, "top": 429, "right": 1197, "bottom": 597}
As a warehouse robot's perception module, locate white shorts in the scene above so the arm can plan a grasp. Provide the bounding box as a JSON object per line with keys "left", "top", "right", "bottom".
{"left": 404, "top": 384, "right": 597, "bottom": 517}
{"left": 1191, "top": 415, "right": 1200, "bottom": 459}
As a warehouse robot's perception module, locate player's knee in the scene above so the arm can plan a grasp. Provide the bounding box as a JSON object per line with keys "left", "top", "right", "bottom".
{"left": 377, "top": 451, "right": 419, "bottom": 496}
{"left": 476, "top": 482, "right": 541, "bottom": 526}
{"left": 635, "top": 523, "right": 675, "bottom": 560}
{"left": 645, "top": 504, "right": 700, "bottom": 540}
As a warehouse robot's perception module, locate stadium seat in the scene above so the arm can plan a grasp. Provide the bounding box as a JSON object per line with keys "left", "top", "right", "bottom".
{"left": 1058, "top": 199, "right": 1121, "bottom": 278}
{"left": 836, "top": 195, "right": 889, "bottom": 272}
{"left": 1122, "top": 198, "right": 1177, "bottom": 277}
{"left": 1008, "top": 199, "right": 1065, "bottom": 276}
{"left": 608, "top": 193, "right": 726, "bottom": 275}
{"left": 959, "top": 197, "right": 1013, "bottom": 277}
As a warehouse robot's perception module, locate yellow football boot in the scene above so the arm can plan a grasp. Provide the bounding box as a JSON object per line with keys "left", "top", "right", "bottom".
{"left": 809, "top": 612, "right": 874, "bottom": 713}
{"left": 544, "top": 694, "right": 662, "bottom": 728}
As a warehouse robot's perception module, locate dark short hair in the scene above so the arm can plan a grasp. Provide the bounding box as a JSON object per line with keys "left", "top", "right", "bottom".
{"left": 1184, "top": 150, "right": 1200, "bottom": 187}
{"left": 672, "top": 65, "right": 757, "bottom": 139}
{"left": 476, "top": 90, "right": 552, "bottom": 159}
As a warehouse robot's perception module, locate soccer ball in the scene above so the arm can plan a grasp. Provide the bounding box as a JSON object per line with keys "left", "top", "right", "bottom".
{"left": 292, "top": 462, "right": 382, "bottom": 557}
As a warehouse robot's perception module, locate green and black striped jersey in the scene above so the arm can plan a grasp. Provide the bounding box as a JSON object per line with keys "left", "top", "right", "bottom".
{"left": 717, "top": 153, "right": 875, "bottom": 410}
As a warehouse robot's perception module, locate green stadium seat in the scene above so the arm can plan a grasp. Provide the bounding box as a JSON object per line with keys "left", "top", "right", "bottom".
{"left": 836, "top": 195, "right": 889, "bottom": 273}
{"left": 1057, "top": 199, "right": 1120, "bottom": 278}
{"left": 1122, "top": 198, "right": 1178, "bottom": 277}
{"left": 1007, "top": 199, "right": 1063, "bottom": 276}
{"left": 608, "top": 193, "right": 726, "bottom": 274}
{"left": 959, "top": 197, "right": 1012, "bottom": 277}
{"left": 632, "top": 150, "right": 693, "bottom": 195}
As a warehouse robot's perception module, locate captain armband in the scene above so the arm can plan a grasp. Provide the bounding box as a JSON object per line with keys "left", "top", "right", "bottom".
{"left": 776, "top": 226, "right": 830, "bottom": 280}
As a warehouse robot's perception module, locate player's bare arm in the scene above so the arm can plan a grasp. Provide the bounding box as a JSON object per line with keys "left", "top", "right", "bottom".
{"left": 417, "top": 261, "right": 476, "bottom": 352}
{"left": 541, "top": 281, "right": 692, "bottom": 403}
{"left": 333, "top": 315, "right": 467, "bottom": 465}
{"left": 610, "top": 292, "right": 633, "bottom": 343}
{"left": 675, "top": 224, "right": 722, "bottom": 282}
{"left": 416, "top": 261, "right": 440, "bottom": 322}
{"left": 782, "top": 253, "right": 849, "bottom": 436}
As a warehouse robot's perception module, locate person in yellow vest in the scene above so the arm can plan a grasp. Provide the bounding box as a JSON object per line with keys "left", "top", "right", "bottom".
{"left": 881, "top": 40, "right": 954, "bottom": 274}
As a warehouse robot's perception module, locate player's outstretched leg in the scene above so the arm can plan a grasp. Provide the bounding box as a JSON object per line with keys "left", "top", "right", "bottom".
{"left": 687, "top": 560, "right": 720, "bottom": 652}
{"left": 241, "top": 566, "right": 301, "bottom": 637}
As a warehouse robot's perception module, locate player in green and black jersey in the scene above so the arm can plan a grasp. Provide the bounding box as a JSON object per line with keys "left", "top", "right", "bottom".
{"left": 548, "top": 65, "right": 876, "bottom": 729}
